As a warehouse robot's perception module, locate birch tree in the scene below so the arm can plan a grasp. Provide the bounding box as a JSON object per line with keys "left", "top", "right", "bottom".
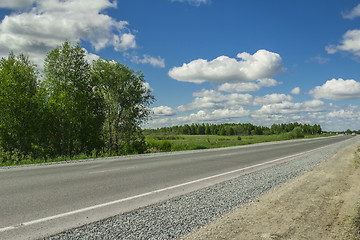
{"left": 91, "top": 59, "right": 154, "bottom": 155}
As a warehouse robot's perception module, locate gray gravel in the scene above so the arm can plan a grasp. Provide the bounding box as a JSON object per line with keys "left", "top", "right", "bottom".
{"left": 44, "top": 136, "right": 359, "bottom": 240}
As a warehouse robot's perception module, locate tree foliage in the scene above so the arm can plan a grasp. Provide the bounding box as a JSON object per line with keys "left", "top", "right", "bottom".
{"left": 43, "top": 41, "right": 104, "bottom": 157}
{"left": 0, "top": 52, "right": 42, "bottom": 157}
{"left": 145, "top": 122, "right": 322, "bottom": 137}
{"left": 0, "top": 41, "right": 154, "bottom": 163}
{"left": 91, "top": 59, "right": 154, "bottom": 155}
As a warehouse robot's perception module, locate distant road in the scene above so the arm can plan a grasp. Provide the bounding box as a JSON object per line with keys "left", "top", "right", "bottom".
{"left": 0, "top": 135, "right": 352, "bottom": 240}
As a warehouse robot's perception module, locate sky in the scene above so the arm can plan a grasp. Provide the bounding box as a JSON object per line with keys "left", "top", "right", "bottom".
{"left": 1, "top": 0, "right": 360, "bottom": 131}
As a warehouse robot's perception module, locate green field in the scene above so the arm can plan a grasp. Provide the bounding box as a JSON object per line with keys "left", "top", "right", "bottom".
{"left": 1, "top": 132, "right": 333, "bottom": 167}
{"left": 145, "top": 133, "right": 332, "bottom": 152}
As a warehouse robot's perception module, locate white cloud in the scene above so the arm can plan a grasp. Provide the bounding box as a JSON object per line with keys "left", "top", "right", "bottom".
{"left": 310, "top": 78, "right": 360, "bottom": 100}
{"left": 342, "top": 3, "right": 360, "bottom": 20}
{"left": 0, "top": 0, "right": 35, "bottom": 9}
{"left": 152, "top": 106, "right": 176, "bottom": 117}
{"left": 291, "top": 87, "right": 301, "bottom": 95}
{"left": 257, "top": 100, "right": 327, "bottom": 115}
{"left": 326, "top": 29, "right": 360, "bottom": 56}
{"left": 176, "top": 108, "right": 250, "bottom": 123}
{"left": 177, "top": 89, "right": 253, "bottom": 112}
{"left": 82, "top": 48, "right": 100, "bottom": 64}
{"left": 253, "top": 94, "right": 293, "bottom": 106}
{"left": 328, "top": 109, "right": 358, "bottom": 119}
{"left": 132, "top": 54, "right": 165, "bottom": 68}
{"left": 0, "top": 0, "right": 136, "bottom": 67}
{"left": 308, "top": 56, "right": 330, "bottom": 64}
{"left": 218, "top": 78, "right": 280, "bottom": 93}
{"left": 113, "top": 33, "right": 137, "bottom": 51}
{"left": 170, "top": 0, "right": 210, "bottom": 6}
{"left": 168, "top": 50, "right": 283, "bottom": 84}
{"left": 142, "top": 82, "right": 153, "bottom": 91}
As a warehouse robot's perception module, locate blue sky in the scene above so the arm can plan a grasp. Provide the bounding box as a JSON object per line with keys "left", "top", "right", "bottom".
{"left": 1, "top": 0, "right": 360, "bottom": 131}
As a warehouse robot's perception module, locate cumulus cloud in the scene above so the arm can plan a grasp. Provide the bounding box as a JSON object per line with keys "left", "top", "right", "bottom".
{"left": 310, "top": 78, "right": 360, "bottom": 100}
{"left": 326, "top": 29, "right": 360, "bottom": 56}
{"left": 218, "top": 78, "right": 280, "bottom": 93}
{"left": 132, "top": 54, "right": 165, "bottom": 68}
{"left": 0, "top": 0, "right": 136, "bottom": 67}
{"left": 168, "top": 50, "right": 283, "bottom": 84}
{"left": 253, "top": 94, "right": 293, "bottom": 106}
{"left": 328, "top": 109, "right": 358, "bottom": 119}
{"left": 176, "top": 108, "right": 250, "bottom": 123}
{"left": 257, "top": 100, "right": 327, "bottom": 115}
{"left": 152, "top": 106, "right": 176, "bottom": 117}
{"left": 82, "top": 48, "right": 100, "bottom": 64}
{"left": 177, "top": 89, "right": 253, "bottom": 112}
{"left": 291, "top": 87, "right": 301, "bottom": 95}
{"left": 0, "top": 0, "right": 35, "bottom": 9}
{"left": 170, "top": 0, "right": 210, "bottom": 6}
{"left": 342, "top": 3, "right": 360, "bottom": 20}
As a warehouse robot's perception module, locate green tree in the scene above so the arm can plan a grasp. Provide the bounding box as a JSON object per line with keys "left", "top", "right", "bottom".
{"left": 43, "top": 41, "right": 104, "bottom": 157}
{"left": 91, "top": 58, "right": 154, "bottom": 155}
{"left": 0, "top": 52, "right": 43, "bottom": 157}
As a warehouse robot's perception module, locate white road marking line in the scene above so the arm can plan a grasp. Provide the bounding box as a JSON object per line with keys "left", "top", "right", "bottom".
{"left": 0, "top": 143, "right": 336, "bottom": 233}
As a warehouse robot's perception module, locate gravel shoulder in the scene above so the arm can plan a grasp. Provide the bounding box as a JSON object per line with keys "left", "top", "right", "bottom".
{"left": 182, "top": 139, "right": 360, "bottom": 240}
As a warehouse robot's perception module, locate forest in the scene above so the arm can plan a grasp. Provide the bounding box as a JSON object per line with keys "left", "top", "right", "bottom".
{"left": 145, "top": 122, "right": 322, "bottom": 136}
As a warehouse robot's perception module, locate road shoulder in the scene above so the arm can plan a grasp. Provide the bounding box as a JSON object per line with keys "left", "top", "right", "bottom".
{"left": 182, "top": 140, "right": 360, "bottom": 240}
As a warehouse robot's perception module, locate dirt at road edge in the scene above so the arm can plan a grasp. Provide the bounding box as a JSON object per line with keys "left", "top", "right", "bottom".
{"left": 182, "top": 140, "right": 360, "bottom": 240}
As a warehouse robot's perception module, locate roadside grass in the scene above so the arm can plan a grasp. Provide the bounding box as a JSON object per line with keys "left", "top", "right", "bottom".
{"left": 0, "top": 151, "right": 98, "bottom": 167}
{"left": 145, "top": 133, "right": 332, "bottom": 153}
{"left": 349, "top": 202, "right": 360, "bottom": 240}
{"left": 0, "top": 133, "right": 334, "bottom": 167}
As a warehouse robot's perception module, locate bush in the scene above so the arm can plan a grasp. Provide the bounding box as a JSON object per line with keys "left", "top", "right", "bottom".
{"left": 287, "top": 127, "right": 305, "bottom": 139}
{"left": 148, "top": 140, "right": 172, "bottom": 152}
{"left": 158, "top": 140, "right": 172, "bottom": 152}
{"left": 0, "top": 148, "right": 32, "bottom": 165}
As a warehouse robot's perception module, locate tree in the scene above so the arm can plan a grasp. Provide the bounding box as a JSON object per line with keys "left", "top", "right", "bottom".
{"left": 90, "top": 58, "right": 154, "bottom": 155}
{"left": 0, "top": 52, "right": 42, "bottom": 157}
{"left": 43, "top": 41, "right": 104, "bottom": 157}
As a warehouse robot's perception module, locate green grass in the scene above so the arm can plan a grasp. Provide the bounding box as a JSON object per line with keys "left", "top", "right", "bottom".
{"left": 145, "top": 133, "right": 332, "bottom": 153}
{"left": 0, "top": 133, "right": 333, "bottom": 167}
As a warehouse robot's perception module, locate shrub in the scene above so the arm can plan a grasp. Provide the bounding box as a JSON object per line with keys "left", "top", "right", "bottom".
{"left": 148, "top": 140, "right": 172, "bottom": 152}
{"left": 287, "top": 127, "right": 305, "bottom": 139}
{"left": 158, "top": 140, "right": 172, "bottom": 152}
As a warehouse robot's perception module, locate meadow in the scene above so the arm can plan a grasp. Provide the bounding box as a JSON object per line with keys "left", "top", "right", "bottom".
{"left": 145, "top": 133, "right": 332, "bottom": 152}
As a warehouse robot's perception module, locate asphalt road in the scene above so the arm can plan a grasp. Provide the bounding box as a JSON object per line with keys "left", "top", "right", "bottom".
{"left": 0, "top": 135, "right": 352, "bottom": 239}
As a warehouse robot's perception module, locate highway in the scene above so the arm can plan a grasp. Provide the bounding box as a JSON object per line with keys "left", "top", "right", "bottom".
{"left": 0, "top": 135, "right": 353, "bottom": 239}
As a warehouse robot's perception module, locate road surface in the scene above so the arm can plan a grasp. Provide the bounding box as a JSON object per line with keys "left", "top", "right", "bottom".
{"left": 0, "top": 135, "right": 352, "bottom": 239}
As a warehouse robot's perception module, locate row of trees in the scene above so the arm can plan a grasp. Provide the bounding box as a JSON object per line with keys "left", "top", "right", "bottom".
{"left": 145, "top": 122, "right": 322, "bottom": 136}
{"left": 0, "top": 41, "right": 154, "bottom": 161}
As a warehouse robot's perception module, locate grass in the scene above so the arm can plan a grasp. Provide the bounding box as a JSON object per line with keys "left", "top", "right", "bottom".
{"left": 0, "top": 133, "right": 333, "bottom": 167}
{"left": 145, "top": 133, "right": 332, "bottom": 153}
{"left": 349, "top": 202, "right": 360, "bottom": 240}
{"left": 0, "top": 152, "right": 98, "bottom": 167}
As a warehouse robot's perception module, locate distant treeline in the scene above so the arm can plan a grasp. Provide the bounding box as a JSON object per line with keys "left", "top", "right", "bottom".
{"left": 145, "top": 122, "right": 322, "bottom": 136}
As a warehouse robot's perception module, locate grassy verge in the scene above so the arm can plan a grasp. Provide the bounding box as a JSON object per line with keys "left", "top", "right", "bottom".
{"left": 0, "top": 133, "right": 334, "bottom": 167}
{"left": 0, "top": 151, "right": 99, "bottom": 167}
{"left": 349, "top": 202, "right": 360, "bottom": 240}
{"left": 145, "top": 133, "right": 332, "bottom": 153}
